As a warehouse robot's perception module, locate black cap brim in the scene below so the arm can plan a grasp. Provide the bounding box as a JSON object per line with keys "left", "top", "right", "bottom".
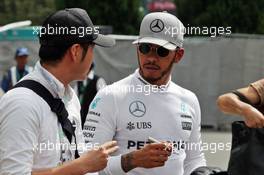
{"left": 93, "top": 34, "right": 115, "bottom": 47}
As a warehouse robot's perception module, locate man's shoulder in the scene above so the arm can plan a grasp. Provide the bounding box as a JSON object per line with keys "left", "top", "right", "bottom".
{"left": 171, "top": 83, "right": 199, "bottom": 107}
{"left": 169, "top": 82, "right": 198, "bottom": 102}
{"left": 113, "top": 74, "right": 134, "bottom": 86}
{"left": 3, "top": 67, "right": 12, "bottom": 76}
{"left": 25, "top": 65, "right": 34, "bottom": 72}
{"left": 0, "top": 88, "right": 43, "bottom": 123}
{"left": 98, "top": 74, "right": 134, "bottom": 95}
{"left": 2, "top": 87, "right": 43, "bottom": 104}
{"left": 1, "top": 79, "right": 51, "bottom": 113}
{"left": 9, "top": 66, "right": 16, "bottom": 70}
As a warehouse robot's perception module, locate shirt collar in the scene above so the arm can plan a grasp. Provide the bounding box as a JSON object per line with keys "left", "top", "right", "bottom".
{"left": 35, "top": 61, "right": 73, "bottom": 100}
{"left": 87, "top": 70, "right": 94, "bottom": 79}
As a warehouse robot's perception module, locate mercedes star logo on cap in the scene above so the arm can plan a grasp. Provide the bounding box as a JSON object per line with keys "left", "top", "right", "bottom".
{"left": 129, "top": 101, "right": 146, "bottom": 117}
{"left": 150, "top": 19, "right": 164, "bottom": 33}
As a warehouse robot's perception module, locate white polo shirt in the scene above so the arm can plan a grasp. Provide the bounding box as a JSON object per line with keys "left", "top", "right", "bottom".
{"left": 0, "top": 62, "right": 88, "bottom": 174}
{"left": 84, "top": 69, "right": 206, "bottom": 175}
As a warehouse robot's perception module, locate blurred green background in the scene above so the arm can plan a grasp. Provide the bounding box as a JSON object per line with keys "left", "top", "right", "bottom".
{"left": 0, "top": 0, "right": 264, "bottom": 35}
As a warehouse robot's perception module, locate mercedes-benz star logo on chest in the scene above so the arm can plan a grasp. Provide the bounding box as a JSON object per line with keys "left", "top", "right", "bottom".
{"left": 129, "top": 101, "right": 146, "bottom": 117}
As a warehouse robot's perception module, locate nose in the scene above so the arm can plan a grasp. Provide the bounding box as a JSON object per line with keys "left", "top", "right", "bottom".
{"left": 145, "top": 52, "right": 159, "bottom": 63}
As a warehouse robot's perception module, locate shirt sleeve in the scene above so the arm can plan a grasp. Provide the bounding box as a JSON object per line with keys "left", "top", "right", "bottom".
{"left": 0, "top": 93, "right": 40, "bottom": 175}
{"left": 250, "top": 79, "right": 264, "bottom": 105}
{"left": 83, "top": 87, "right": 126, "bottom": 175}
{"left": 183, "top": 94, "right": 206, "bottom": 175}
{"left": 1, "top": 70, "right": 12, "bottom": 92}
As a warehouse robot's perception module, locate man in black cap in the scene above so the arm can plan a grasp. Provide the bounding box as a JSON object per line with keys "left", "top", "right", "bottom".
{"left": 0, "top": 8, "right": 118, "bottom": 175}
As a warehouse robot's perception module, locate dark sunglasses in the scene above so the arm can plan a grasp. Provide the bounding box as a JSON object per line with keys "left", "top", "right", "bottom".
{"left": 138, "top": 43, "right": 170, "bottom": 57}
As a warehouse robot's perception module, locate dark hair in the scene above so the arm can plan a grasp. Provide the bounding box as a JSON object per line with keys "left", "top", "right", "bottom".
{"left": 39, "top": 43, "right": 89, "bottom": 65}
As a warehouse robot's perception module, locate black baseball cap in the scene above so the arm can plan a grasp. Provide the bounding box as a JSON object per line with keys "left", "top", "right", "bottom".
{"left": 39, "top": 8, "right": 115, "bottom": 47}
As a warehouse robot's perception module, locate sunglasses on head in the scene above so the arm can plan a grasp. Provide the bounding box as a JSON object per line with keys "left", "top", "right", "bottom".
{"left": 138, "top": 43, "right": 171, "bottom": 57}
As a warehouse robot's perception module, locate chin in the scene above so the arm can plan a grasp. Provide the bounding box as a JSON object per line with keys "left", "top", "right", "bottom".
{"left": 143, "top": 70, "right": 161, "bottom": 79}
{"left": 142, "top": 74, "right": 161, "bottom": 83}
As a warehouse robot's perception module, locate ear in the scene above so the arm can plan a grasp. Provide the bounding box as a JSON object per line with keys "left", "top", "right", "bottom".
{"left": 69, "top": 44, "right": 82, "bottom": 63}
{"left": 174, "top": 48, "right": 184, "bottom": 63}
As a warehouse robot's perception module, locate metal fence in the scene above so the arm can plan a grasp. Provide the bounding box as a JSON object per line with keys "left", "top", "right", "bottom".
{"left": 1, "top": 33, "right": 264, "bottom": 129}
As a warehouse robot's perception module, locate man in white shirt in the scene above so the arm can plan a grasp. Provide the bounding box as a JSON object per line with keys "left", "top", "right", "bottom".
{"left": 84, "top": 12, "right": 206, "bottom": 175}
{"left": 0, "top": 8, "right": 118, "bottom": 175}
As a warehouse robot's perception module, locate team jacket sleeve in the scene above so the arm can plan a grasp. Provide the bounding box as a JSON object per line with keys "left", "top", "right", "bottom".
{"left": 183, "top": 94, "right": 206, "bottom": 175}
{"left": 0, "top": 94, "right": 40, "bottom": 175}
{"left": 83, "top": 87, "right": 126, "bottom": 175}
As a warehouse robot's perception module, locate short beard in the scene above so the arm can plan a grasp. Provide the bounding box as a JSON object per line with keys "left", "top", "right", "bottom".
{"left": 138, "top": 56, "right": 174, "bottom": 85}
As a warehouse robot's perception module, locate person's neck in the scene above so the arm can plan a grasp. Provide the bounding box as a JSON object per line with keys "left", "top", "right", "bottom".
{"left": 139, "top": 70, "right": 170, "bottom": 86}
{"left": 41, "top": 63, "right": 70, "bottom": 87}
